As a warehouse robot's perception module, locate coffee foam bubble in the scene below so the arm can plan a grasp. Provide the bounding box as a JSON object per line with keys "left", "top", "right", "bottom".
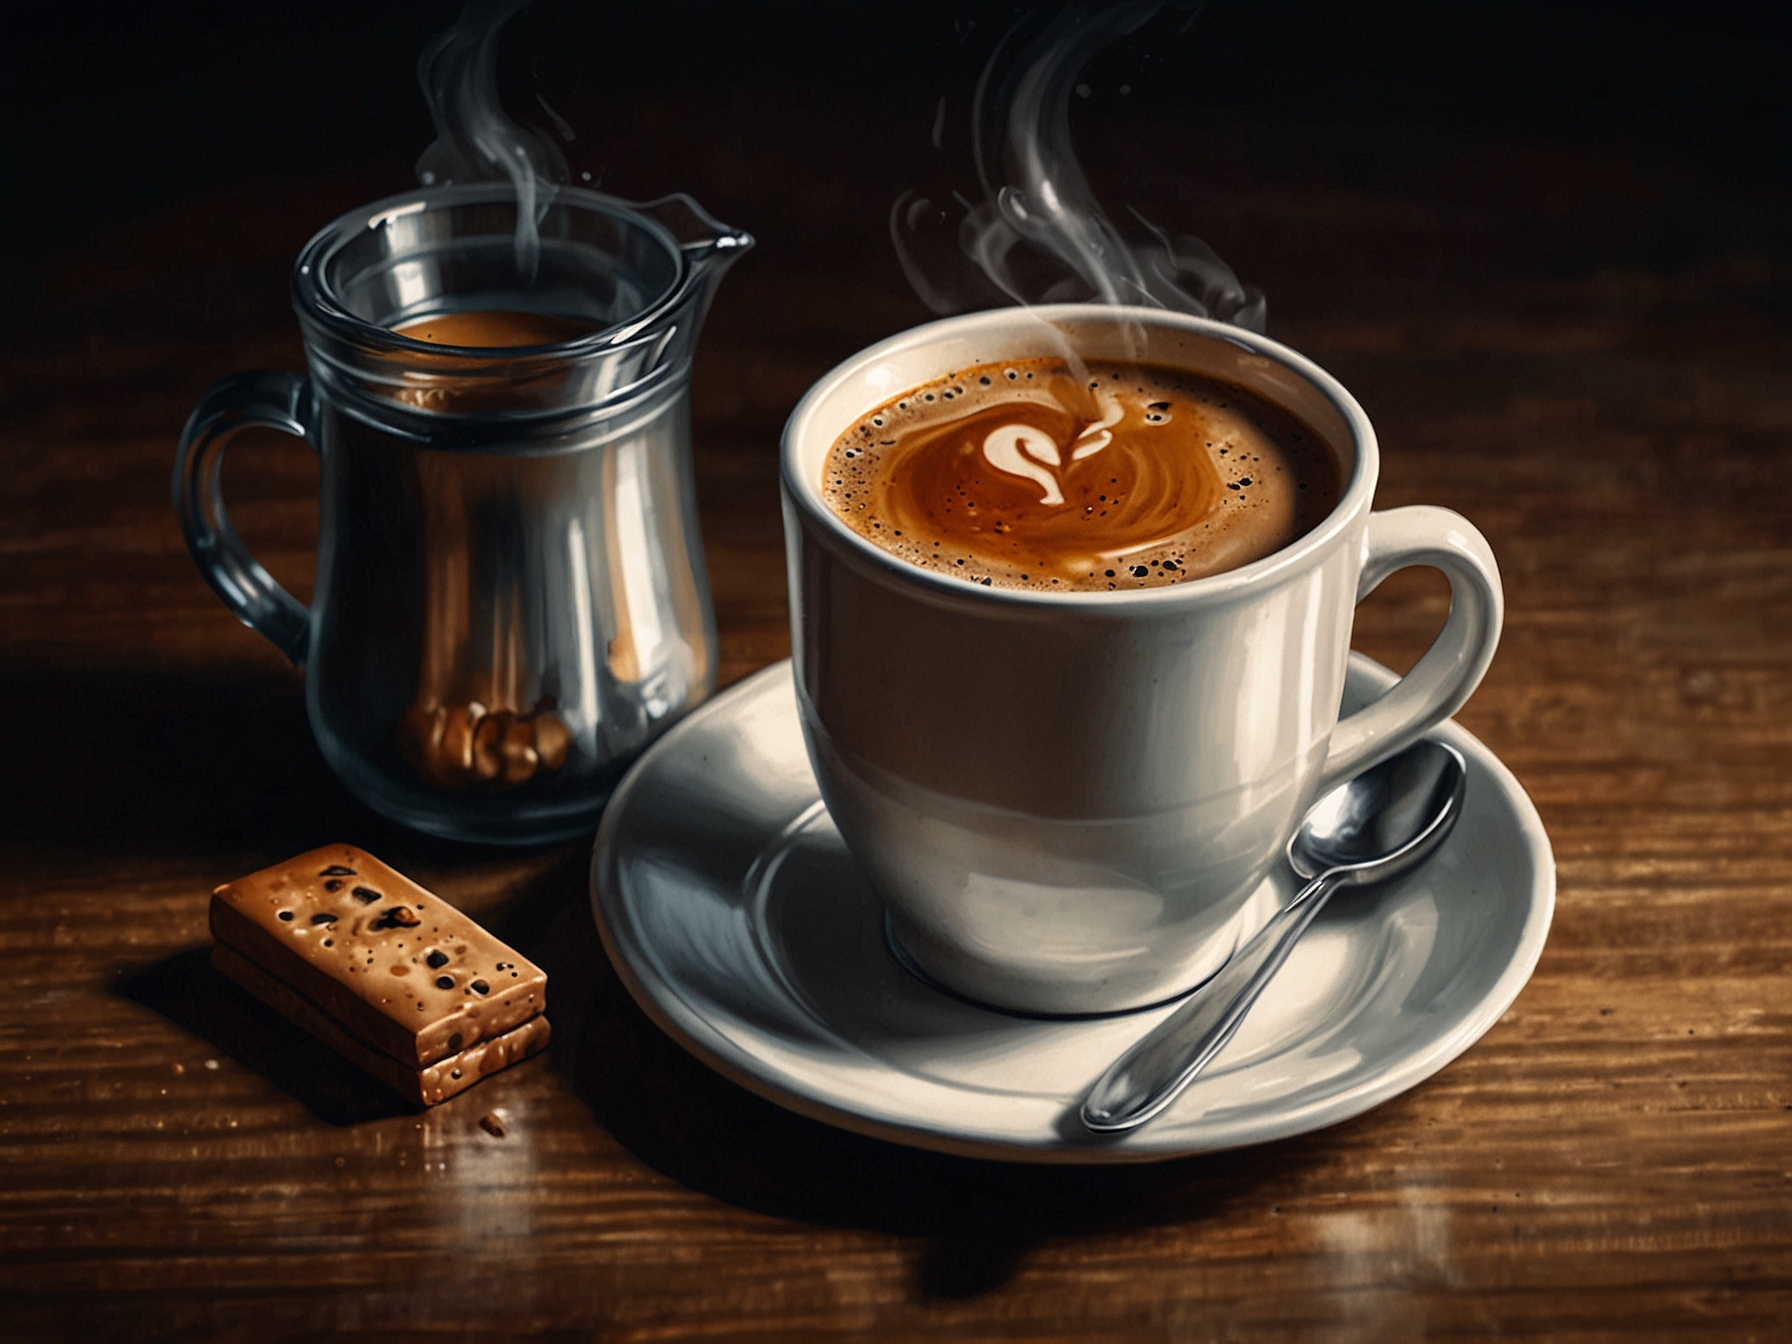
{"left": 823, "top": 358, "right": 1340, "bottom": 592}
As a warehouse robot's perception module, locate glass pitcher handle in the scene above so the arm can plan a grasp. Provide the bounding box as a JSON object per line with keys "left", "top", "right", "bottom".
{"left": 172, "top": 370, "right": 315, "bottom": 665}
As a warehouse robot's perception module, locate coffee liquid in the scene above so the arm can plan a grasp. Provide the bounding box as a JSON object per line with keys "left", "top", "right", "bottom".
{"left": 393, "top": 310, "right": 597, "bottom": 347}
{"left": 823, "top": 358, "right": 1341, "bottom": 591}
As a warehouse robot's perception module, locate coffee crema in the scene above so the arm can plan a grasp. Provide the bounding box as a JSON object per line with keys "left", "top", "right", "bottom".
{"left": 393, "top": 309, "right": 597, "bottom": 347}
{"left": 822, "top": 358, "right": 1341, "bottom": 591}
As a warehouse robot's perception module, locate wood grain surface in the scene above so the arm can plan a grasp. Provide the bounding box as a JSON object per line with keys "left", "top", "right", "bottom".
{"left": 3, "top": 71, "right": 1790, "bottom": 1342}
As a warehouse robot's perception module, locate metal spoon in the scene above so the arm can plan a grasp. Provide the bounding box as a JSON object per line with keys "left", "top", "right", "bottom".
{"left": 1080, "top": 739, "right": 1468, "bottom": 1134}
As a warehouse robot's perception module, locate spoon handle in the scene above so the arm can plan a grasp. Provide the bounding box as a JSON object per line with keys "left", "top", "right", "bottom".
{"left": 1080, "top": 871, "right": 1339, "bottom": 1133}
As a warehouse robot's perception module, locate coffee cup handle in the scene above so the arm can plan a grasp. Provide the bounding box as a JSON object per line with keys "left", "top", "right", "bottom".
{"left": 1318, "top": 505, "right": 1504, "bottom": 792}
{"left": 172, "top": 370, "right": 316, "bottom": 665}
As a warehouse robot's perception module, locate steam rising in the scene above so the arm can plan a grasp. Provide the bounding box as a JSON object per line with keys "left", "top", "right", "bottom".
{"left": 416, "top": 0, "right": 569, "bottom": 281}
{"left": 893, "top": 2, "right": 1266, "bottom": 332}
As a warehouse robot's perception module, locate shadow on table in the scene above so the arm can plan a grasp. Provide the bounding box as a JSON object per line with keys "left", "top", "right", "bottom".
{"left": 115, "top": 947, "right": 417, "bottom": 1125}
{"left": 492, "top": 846, "right": 1330, "bottom": 1301}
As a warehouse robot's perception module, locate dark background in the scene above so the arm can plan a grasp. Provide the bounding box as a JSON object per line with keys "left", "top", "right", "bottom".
{"left": 3, "top": 0, "right": 1786, "bottom": 291}
{"left": 5, "top": 5, "right": 1792, "bottom": 1336}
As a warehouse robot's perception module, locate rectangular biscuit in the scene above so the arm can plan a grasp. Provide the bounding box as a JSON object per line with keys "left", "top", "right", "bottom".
{"left": 213, "top": 943, "right": 550, "bottom": 1105}
{"left": 209, "top": 844, "right": 546, "bottom": 1068}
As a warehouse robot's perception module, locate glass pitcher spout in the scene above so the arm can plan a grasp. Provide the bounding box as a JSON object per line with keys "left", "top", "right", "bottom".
{"left": 569, "top": 191, "right": 752, "bottom": 408}
{"left": 632, "top": 192, "right": 754, "bottom": 299}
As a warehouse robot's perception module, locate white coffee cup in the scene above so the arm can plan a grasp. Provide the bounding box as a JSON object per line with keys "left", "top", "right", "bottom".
{"left": 780, "top": 305, "right": 1502, "bottom": 1016}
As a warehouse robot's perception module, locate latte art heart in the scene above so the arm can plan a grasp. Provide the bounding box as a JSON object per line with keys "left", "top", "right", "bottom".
{"left": 982, "top": 423, "right": 1068, "bottom": 505}
{"left": 981, "top": 393, "right": 1128, "bottom": 507}
{"left": 823, "top": 358, "right": 1341, "bottom": 591}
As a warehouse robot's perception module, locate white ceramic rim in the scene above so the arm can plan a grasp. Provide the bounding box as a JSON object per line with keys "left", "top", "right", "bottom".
{"left": 779, "top": 304, "right": 1381, "bottom": 607}
{"left": 590, "top": 656, "right": 1557, "bottom": 1164}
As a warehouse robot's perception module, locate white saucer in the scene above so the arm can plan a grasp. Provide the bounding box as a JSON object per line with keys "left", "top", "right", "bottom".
{"left": 590, "top": 657, "right": 1554, "bottom": 1163}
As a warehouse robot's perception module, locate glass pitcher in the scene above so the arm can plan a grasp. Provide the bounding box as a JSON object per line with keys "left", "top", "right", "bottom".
{"left": 174, "top": 183, "right": 751, "bottom": 844}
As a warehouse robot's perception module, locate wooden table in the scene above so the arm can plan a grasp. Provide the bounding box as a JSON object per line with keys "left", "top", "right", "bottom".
{"left": 4, "top": 82, "right": 1789, "bottom": 1340}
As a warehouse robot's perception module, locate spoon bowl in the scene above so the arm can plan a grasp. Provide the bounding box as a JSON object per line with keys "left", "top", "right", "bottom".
{"left": 1080, "top": 738, "right": 1469, "bottom": 1134}
{"left": 1291, "top": 738, "right": 1467, "bottom": 882}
